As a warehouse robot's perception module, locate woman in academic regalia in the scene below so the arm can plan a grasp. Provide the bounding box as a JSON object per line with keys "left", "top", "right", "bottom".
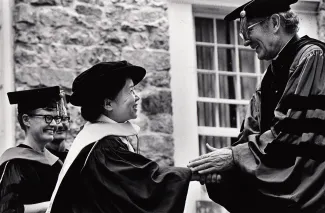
{"left": 47, "top": 61, "right": 199, "bottom": 213}
{"left": 0, "top": 86, "right": 65, "bottom": 213}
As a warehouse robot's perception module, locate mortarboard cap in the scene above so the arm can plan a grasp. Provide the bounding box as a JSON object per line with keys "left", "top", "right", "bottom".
{"left": 224, "top": 0, "right": 298, "bottom": 21}
{"left": 70, "top": 60, "right": 146, "bottom": 106}
{"left": 7, "top": 86, "right": 61, "bottom": 113}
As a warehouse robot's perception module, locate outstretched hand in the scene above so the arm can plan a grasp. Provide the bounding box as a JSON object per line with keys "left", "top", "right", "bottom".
{"left": 187, "top": 143, "right": 234, "bottom": 174}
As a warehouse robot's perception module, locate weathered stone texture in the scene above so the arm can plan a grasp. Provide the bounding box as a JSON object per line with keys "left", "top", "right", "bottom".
{"left": 39, "top": 8, "right": 73, "bottom": 27}
{"left": 61, "top": 0, "right": 74, "bottom": 7}
{"left": 75, "top": 5, "right": 103, "bottom": 17}
{"left": 145, "top": 71, "right": 170, "bottom": 88}
{"left": 148, "top": 113, "right": 173, "bottom": 134}
{"left": 122, "top": 48, "right": 170, "bottom": 71}
{"left": 137, "top": 134, "right": 174, "bottom": 166}
{"left": 16, "top": 66, "right": 76, "bottom": 88}
{"left": 14, "top": 4, "right": 37, "bottom": 24}
{"left": 318, "top": 2, "right": 325, "bottom": 42}
{"left": 31, "top": 0, "right": 59, "bottom": 6}
{"left": 13, "top": 0, "right": 172, "bottom": 164}
{"left": 141, "top": 90, "right": 172, "bottom": 115}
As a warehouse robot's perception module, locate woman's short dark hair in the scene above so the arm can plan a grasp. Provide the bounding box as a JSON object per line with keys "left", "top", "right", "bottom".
{"left": 80, "top": 76, "right": 128, "bottom": 122}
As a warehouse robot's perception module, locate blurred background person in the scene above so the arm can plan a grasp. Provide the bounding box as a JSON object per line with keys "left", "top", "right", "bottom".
{"left": 46, "top": 90, "right": 70, "bottom": 162}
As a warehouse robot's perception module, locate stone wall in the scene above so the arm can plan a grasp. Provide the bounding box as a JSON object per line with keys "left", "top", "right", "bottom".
{"left": 318, "top": 0, "right": 325, "bottom": 41}
{"left": 13, "top": 0, "right": 174, "bottom": 166}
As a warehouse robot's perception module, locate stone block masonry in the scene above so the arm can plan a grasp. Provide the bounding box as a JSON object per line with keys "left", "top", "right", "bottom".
{"left": 13, "top": 0, "right": 174, "bottom": 166}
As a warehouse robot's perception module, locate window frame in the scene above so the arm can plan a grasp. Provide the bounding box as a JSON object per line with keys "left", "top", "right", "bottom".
{"left": 194, "top": 14, "right": 265, "bottom": 141}
{"left": 0, "top": 0, "right": 15, "bottom": 156}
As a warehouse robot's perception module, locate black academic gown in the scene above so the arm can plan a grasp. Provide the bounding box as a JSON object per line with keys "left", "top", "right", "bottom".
{"left": 207, "top": 35, "right": 325, "bottom": 213}
{"left": 48, "top": 122, "right": 191, "bottom": 213}
{"left": 0, "top": 144, "right": 62, "bottom": 213}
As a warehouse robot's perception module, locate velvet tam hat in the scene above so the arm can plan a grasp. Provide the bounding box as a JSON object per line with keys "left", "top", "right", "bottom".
{"left": 224, "top": 0, "right": 298, "bottom": 21}
{"left": 7, "top": 86, "right": 61, "bottom": 113}
{"left": 70, "top": 60, "right": 146, "bottom": 106}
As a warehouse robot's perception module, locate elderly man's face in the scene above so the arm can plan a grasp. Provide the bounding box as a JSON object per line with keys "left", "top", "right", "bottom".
{"left": 241, "top": 17, "right": 279, "bottom": 60}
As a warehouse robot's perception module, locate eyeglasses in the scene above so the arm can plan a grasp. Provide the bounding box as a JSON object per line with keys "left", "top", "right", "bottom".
{"left": 61, "top": 116, "right": 70, "bottom": 123}
{"left": 239, "top": 17, "right": 269, "bottom": 42}
{"left": 28, "top": 114, "right": 70, "bottom": 125}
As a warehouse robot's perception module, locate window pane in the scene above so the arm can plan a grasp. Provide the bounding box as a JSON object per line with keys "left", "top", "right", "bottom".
{"left": 197, "top": 46, "right": 214, "bottom": 70}
{"left": 240, "top": 76, "right": 257, "bottom": 100}
{"left": 237, "top": 104, "right": 247, "bottom": 125}
{"left": 197, "top": 102, "right": 216, "bottom": 127}
{"left": 198, "top": 72, "right": 216, "bottom": 98}
{"left": 239, "top": 49, "right": 255, "bottom": 73}
{"left": 218, "top": 48, "right": 235, "bottom": 72}
{"left": 199, "top": 135, "right": 237, "bottom": 154}
{"left": 219, "top": 75, "right": 236, "bottom": 99}
{"left": 218, "top": 103, "right": 237, "bottom": 128}
{"left": 260, "top": 60, "right": 271, "bottom": 73}
{"left": 237, "top": 21, "right": 244, "bottom": 45}
{"left": 216, "top": 20, "right": 234, "bottom": 44}
{"left": 195, "top": 17, "right": 214, "bottom": 43}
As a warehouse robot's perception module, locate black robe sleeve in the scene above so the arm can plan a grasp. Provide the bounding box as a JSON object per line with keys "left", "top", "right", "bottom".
{"left": 207, "top": 44, "right": 325, "bottom": 213}
{"left": 0, "top": 161, "right": 25, "bottom": 213}
{"left": 52, "top": 136, "right": 192, "bottom": 213}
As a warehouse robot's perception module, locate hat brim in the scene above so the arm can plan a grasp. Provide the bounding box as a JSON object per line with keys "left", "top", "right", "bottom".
{"left": 224, "top": 0, "right": 298, "bottom": 21}
{"left": 114, "top": 65, "right": 146, "bottom": 86}
{"left": 224, "top": 1, "right": 251, "bottom": 21}
{"left": 70, "top": 65, "right": 146, "bottom": 106}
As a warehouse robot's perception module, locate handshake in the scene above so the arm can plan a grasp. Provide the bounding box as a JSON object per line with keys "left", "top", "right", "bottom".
{"left": 187, "top": 143, "right": 235, "bottom": 184}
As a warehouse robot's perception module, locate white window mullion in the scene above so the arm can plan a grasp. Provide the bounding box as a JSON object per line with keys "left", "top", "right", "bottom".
{"left": 198, "top": 126, "right": 240, "bottom": 138}
{"left": 197, "top": 97, "right": 249, "bottom": 105}
{"left": 214, "top": 18, "right": 220, "bottom": 127}
{"left": 234, "top": 21, "right": 241, "bottom": 100}
{"left": 234, "top": 21, "right": 243, "bottom": 129}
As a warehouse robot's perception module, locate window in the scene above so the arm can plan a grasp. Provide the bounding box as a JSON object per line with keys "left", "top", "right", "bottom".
{"left": 194, "top": 16, "right": 269, "bottom": 154}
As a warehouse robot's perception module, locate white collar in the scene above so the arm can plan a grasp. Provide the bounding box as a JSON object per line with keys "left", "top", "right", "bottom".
{"left": 97, "top": 115, "right": 117, "bottom": 123}
{"left": 96, "top": 115, "right": 135, "bottom": 152}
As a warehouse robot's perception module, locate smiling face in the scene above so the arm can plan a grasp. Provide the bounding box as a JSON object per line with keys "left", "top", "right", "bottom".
{"left": 53, "top": 93, "right": 69, "bottom": 144}
{"left": 53, "top": 117, "right": 69, "bottom": 143}
{"left": 106, "top": 78, "right": 140, "bottom": 123}
{"left": 242, "top": 17, "right": 281, "bottom": 60}
{"left": 25, "top": 108, "right": 59, "bottom": 145}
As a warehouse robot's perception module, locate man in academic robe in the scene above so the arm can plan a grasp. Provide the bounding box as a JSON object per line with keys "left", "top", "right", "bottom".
{"left": 0, "top": 87, "right": 65, "bottom": 213}
{"left": 47, "top": 61, "right": 199, "bottom": 213}
{"left": 46, "top": 91, "right": 70, "bottom": 162}
{"left": 188, "top": 0, "right": 325, "bottom": 212}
